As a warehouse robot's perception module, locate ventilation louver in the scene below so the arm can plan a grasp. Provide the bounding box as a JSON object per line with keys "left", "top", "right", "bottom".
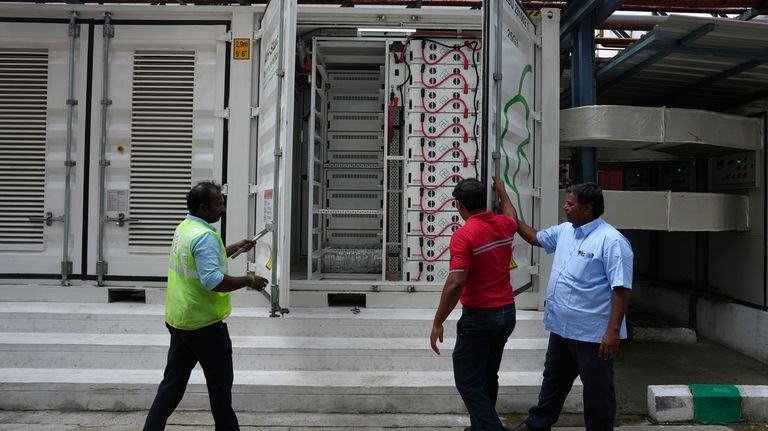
{"left": 0, "top": 49, "right": 48, "bottom": 246}
{"left": 129, "top": 50, "right": 195, "bottom": 247}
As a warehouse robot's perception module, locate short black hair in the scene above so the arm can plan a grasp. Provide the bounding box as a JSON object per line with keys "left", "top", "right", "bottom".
{"left": 452, "top": 178, "right": 486, "bottom": 212}
{"left": 186, "top": 181, "right": 222, "bottom": 213}
{"left": 567, "top": 182, "right": 604, "bottom": 217}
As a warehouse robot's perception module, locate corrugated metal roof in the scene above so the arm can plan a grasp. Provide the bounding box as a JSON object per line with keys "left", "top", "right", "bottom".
{"left": 595, "top": 15, "right": 768, "bottom": 115}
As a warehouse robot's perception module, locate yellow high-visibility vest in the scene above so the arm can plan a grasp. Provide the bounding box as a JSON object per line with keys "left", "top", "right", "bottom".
{"left": 165, "top": 218, "right": 231, "bottom": 330}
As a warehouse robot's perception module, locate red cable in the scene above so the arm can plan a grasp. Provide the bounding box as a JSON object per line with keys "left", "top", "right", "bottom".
{"left": 418, "top": 196, "right": 456, "bottom": 215}
{"left": 414, "top": 245, "right": 451, "bottom": 263}
{"left": 420, "top": 141, "right": 469, "bottom": 166}
{"left": 419, "top": 169, "right": 464, "bottom": 191}
{"left": 417, "top": 221, "right": 462, "bottom": 240}
{"left": 421, "top": 44, "right": 470, "bottom": 69}
{"left": 420, "top": 118, "right": 469, "bottom": 143}
{"left": 420, "top": 70, "right": 470, "bottom": 94}
{"left": 420, "top": 94, "right": 469, "bottom": 118}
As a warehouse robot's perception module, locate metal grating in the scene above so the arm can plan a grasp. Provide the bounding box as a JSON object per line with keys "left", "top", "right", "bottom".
{"left": 0, "top": 49, "right": 48, "bottom": 245}
{"left": 129, "top": 50, "right": 195, "bottom": 247}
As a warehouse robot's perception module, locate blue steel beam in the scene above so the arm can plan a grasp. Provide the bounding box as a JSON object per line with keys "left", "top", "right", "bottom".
{"left": 571, "top": 9, "right": 597, "bottom": 183}
{"left": 595, "top": 32, "right": 658, "bottom": 78}
{"left": 595, "top": 0, "right": 625, "bottom": 23}
{"left": 561, "top": 0, "right": 625, "bottom": 54}
{"left": 572, "top": 14, "right": 597, "bottom": 107}
{"left": 560, "top": 0, "right": 602, "bottom": 42}
{"left": 738, "top": 1, "right": 768, "bottom": 20}
{"left": 598, "top": 23, "right": 715, "bottom": 90}
{"left": 669, "top": 59, "right": 764, "bottom": 101}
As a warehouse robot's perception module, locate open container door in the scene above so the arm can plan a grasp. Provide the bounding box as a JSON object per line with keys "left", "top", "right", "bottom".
{"left": 484, "top": 0, "right": 539, "bottom": 309}
{"left": 254, "top": 0, "right": 297, "bottom": 316}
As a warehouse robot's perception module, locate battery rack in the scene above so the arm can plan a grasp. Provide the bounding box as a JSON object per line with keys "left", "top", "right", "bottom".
{"left": 387, "top": 34, "right": 483, "bottom": 284}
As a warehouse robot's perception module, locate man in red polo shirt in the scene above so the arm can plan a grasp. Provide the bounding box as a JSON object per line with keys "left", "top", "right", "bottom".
{"left": 431, "top": 177, "right": 518, "bottom": 431}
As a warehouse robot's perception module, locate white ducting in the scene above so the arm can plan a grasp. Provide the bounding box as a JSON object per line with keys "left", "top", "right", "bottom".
{"left": 561, "top": 105, "right": 764, "bottom": 156}
{"left": 559, "top": 190, "right": 750, "bottom": 232}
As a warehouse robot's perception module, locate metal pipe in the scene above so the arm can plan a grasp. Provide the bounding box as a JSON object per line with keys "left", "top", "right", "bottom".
{"left": 270, "top": 0, "right": 286, "bottom": 317}
{"left": 96, "top": 12, "right": 114, "bottom": 287}
{"left": 599, "top": 15, "right": 668, "bottom": 31}
{"left": 62, "top": 12, "right": 79, "bottom": 286}
{"left": 596, "top": 36, "right": 639, "bottom": 47}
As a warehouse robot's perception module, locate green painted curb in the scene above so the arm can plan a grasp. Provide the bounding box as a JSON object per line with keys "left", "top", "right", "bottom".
{"left": 689, "top": 384, "right": 742, "bottom": 424}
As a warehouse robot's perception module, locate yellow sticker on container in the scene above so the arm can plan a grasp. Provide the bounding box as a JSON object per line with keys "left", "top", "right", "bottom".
{"left": 233, "top": 38, "right": 250, "bottom": 60}
{"left": 509, "top": 257, "right": 518, "bottom": 271}
{"left": 265, "top": 255, "right": 273, "bottom": 271}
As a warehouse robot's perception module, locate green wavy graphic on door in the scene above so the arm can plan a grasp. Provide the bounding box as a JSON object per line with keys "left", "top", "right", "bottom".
{"left": 499, "top": 64, "right": 533, "bottom": 224}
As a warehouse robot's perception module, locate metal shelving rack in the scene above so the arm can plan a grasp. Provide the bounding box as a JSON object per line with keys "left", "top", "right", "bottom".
{"left": 307, "top": 38, "right": 386, "bottom": 280}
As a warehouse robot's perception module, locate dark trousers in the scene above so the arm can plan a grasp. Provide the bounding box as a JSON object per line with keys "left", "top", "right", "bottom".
{"left": 525, "top": 333, "right": 616, "bottom": 431}
{"left": 453, "top": 304, "right": 516, "bottom": 431}
{"left": 144, "top": 321, "right": 239, "bottom": 431}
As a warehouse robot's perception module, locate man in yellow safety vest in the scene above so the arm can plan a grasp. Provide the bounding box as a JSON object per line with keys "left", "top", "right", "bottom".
{"left": 144, "top": 181, "right": 268, "bottom": 431}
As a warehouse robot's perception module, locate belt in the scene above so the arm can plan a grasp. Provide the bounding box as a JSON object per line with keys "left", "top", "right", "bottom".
{"left": 462, "top": 303, "right": 516, "bottom": 316}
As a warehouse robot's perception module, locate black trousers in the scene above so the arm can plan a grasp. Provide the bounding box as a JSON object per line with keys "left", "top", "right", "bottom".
{"left": 144, "top": 321, "right": 239, "bottom": 431}
{"left": 525, "top": 333, "right": 616, "bottom": 431}
{"left": 453, "top": 304, "right": 517, "bottom": 431}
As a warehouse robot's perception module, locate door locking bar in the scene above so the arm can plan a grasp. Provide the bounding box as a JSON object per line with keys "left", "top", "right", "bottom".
{"left": 104, "top": 213, "right": 139, "bottom": 227}
{"left": 28, "top": 212, "right": 64, "bottom": 226}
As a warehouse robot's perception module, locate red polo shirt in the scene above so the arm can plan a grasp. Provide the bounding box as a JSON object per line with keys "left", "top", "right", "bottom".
{"left": 449, "top": 211, "right": 517, "bottom": 308}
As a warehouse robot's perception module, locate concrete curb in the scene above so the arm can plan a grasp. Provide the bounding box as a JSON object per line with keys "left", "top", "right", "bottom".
{"left": 648, "top": 385, "right": 768, "bottom": 423}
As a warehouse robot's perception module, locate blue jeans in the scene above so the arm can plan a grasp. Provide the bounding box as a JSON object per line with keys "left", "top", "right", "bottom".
{"left": 144, "top": 321, "right": 239, "bottom": 431}
{"left": 453, "top": 303, "right": 517, "bottom": 431}
{"left": 525, "top": 333, "right": 616, "bottom": 431}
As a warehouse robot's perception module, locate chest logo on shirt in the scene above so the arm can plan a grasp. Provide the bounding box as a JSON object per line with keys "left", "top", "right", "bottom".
{"left": 577, "top": 250, "right": 594, "bottom": 259}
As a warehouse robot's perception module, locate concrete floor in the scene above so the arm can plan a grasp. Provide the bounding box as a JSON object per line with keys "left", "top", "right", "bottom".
{"left": 0, "top": 411, "right": 767, "bottom": 430}
{"left": 615, "top": 339, "right": 768, "bottom": 415}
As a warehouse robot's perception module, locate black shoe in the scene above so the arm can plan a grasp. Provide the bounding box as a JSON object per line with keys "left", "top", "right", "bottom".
{"left": 510, "top": 422, "right": 533, "bottom": 431}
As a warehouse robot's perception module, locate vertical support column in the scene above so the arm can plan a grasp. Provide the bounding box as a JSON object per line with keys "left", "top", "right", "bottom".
{"left": 570, "top": 10, "right": 597, "bottom": 184}
{"left": 538, "top": 8, "right": 561, "bottom": 310}
{"left": 228, "top": 12, "right": 256, "bottom": 276}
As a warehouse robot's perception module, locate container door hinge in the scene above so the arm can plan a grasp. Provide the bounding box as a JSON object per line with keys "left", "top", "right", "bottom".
{"left": 492, "top": 151, "right": 500, "bottom": 161}
{"left": 533, "top": 111, "right": 542, "bottom": 122}
{"left": 534, "top": 35, "right": 543, "bottom": 46}
{"left": 531, "top": 187, "right": 542, "bottom": 199}
{"left": 221, "top": 184, "right": 229, "bottom": 196}
{"left": 253, "top": 29, "right": 263, "bottom": 41}
{"left": 251, "top": 107, "right": 260, "bottom": 118}
{"left": 214, "top": 108, "right": 230, "bottom": 119}
{"left": 529, "top": 264, "right": 540, "bottom": 275}
{"left": 249, "top": 184, "right": 259, "bottom": 195}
